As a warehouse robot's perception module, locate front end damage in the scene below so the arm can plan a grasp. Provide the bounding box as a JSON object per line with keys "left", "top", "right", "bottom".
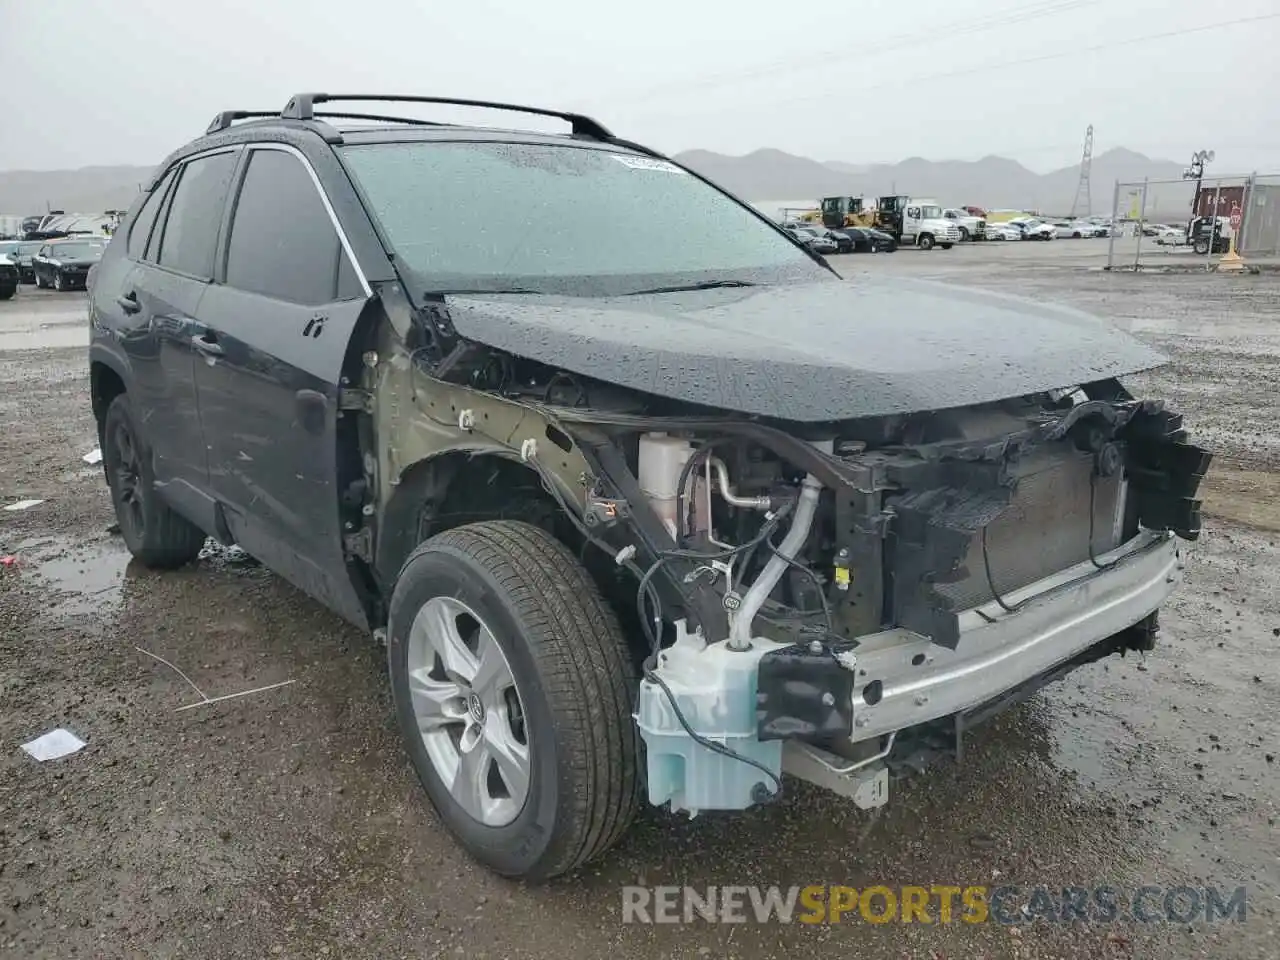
{"left": 365, "top": 316, "right": 1210, "bottom": 818}
{"left": 551, "top": 386, "right": 1209, "bottom": 815}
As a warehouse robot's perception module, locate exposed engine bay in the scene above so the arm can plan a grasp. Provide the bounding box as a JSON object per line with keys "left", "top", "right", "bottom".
{"left": 382, "top": 314, "right": 1211, "bottom": 820}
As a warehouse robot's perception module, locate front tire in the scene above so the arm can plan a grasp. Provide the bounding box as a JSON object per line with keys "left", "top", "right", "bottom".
{"left": 958, "top": 227, "right": 969, "bottom": 242}
{"left": 103, "top": 394, "right": 207, "bottom": 568}
{"left": 918, "top": 234, "right": 935, "bottom": 250}
{"left": 940, "top": 243, "right": 954, "bottom": 250}
{"left": 0, "top": 286, "right": 14, "bottom": 301}
{"left": 1193, "top": 238, "right": 1210, "bottom": 256}
{"left": 388, "top": 520, "right": 640, "bottom": 880}
{"left": 53, "top": 273, "right": 65, "bottom": 292}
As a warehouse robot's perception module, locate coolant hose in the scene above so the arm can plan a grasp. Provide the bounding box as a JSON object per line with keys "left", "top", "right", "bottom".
{"left": 726, "top": 473, "right": 823, "bottom": 651}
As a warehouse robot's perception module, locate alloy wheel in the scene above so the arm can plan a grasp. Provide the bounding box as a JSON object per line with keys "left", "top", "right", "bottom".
{"left": 112, "top": 418, "right": 146, "bottom": 537}
{"left": 407, "top": 596, "right": 530, "bottom": 827}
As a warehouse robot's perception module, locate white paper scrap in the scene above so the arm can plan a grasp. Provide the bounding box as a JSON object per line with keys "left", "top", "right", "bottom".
{"left": 4, "top": 499, "right": 44, "bottom": 512}
{"left": 21, "top": 728, "right": 86, "bottom": 762}
{"left": 82, "top": 448, "right": 103, "bottom": 465}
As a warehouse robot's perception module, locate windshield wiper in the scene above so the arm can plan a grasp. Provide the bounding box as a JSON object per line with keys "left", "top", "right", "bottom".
{"left": 625, "top": 279, "right": 758, "bottom": 296}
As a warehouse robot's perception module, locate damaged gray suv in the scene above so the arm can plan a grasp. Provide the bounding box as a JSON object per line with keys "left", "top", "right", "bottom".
{"left": 88, "top": 93, "right": 1211, "bottom": 880}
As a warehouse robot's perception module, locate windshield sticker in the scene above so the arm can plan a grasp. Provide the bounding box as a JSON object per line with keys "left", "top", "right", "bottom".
{"left": 610, "top": 155, "right": 687, "bottom": 174}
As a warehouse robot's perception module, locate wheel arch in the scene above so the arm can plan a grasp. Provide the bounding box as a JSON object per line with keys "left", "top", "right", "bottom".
{"left": 90, "top": 347, "right": 131, "bottom": 443}
{"left": 374, "top": 449, "right": 565, "bottom": 593}
{"left": 372, "top": 449, "right": 644, "bottom": 659}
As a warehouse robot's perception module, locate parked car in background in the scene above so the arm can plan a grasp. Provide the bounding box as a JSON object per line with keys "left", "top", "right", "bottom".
{"left": 984, "top": 223, "right": 1023, "bottom": 241}
{"left": 1050, "top": 220, "right": 1094, "bottom": 239}
{"left": 1009, "top": 218, "right": 1055, "bottom": 241}
{"left": 786, "top": 226, "right": 837, "bottom": 254}
{"left": 32, "top": 238, "right": 107, "bottom": 290}
{"left": 0, "top": 254, "right": 19, "bottom": 300}
{"left": 837, "top": 226, "right": 897, "bottom": 252}
{"left": 0, "top": 240, "right": 42, "bottom": 283}
{"left": 821, "top": 229, "right": 855, "bottom": 253}
{"left": 1153, "top": 224, "right": 1188, "bottom": 246}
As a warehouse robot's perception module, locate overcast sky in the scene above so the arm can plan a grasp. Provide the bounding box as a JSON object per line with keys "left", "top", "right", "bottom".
{"left": 3, "top": 0, "right": 1278, "bottom": 174}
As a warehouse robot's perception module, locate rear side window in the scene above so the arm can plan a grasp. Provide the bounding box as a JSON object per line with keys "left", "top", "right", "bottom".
{"left": 126, "top": 168, "right": 176, "bottom": 261}
{"left": 157, "top": 151, "right": 238, "bottom": 278}
{"left": 224, "top": 148, "right": 359, "bottom": 305}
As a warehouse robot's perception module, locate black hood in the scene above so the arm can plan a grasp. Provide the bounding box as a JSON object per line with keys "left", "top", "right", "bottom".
{"left": 444, "top": 278, "right": 1166, "bottom": 423}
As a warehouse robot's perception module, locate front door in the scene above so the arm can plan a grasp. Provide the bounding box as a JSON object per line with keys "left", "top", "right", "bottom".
{"left": 904, "top": 206, "right": 922, "bottom": 240}
{"left": 192, "top": 145, "right": 370, "bottom": 626}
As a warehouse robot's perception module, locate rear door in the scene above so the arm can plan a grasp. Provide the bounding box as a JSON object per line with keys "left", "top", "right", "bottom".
{"left": 120, "top": 149, "right": 240, "bottom": 528}
{"left": 193, "top": 144, "right": 371, "bottom": 626}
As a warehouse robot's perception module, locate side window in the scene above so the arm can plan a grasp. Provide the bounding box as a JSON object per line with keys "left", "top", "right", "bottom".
{"left": 157, "top": 151, "right": 238, "bottom": 278}
{"left": 224, "top": 148, "right": 360, "bottom": 305}
{"left": 126, "top": 168, "right": 176, "bottom": 261}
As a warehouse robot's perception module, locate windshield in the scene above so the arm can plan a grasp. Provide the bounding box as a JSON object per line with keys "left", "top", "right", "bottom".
{"left": 49, "top": 242, "right": 104, "bottom": 259}
{"left": 340, "top": 141, "right": 825, "bottom": 296}
{"left": 919, "top": 205, "right": 942, "bottom": 219}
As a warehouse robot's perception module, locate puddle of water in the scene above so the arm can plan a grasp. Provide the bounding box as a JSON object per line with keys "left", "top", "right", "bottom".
{"left": 18, "top": 536, "right": 133, "bottom": 616}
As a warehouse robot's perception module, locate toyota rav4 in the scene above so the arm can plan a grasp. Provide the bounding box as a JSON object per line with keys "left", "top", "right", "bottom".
{"left": 88, "top": 93, "right": 1211, "bottom": 881}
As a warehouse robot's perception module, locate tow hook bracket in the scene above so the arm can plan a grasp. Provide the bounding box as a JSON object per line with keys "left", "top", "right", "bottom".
{"left": 781, "top": 744, "right": 890, "bottom": 810}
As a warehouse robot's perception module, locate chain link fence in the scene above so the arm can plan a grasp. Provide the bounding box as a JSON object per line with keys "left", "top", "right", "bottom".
{"left": 1105, "top": 173, "right": 1280, "bottom": 270}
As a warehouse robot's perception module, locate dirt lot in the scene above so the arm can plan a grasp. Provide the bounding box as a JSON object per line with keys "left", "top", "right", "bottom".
{"left": 2, "top": 247, "right": 1279, "bottom": 959}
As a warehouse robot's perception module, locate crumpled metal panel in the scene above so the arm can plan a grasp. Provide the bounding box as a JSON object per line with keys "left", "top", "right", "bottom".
{"left": 443, "top": 277, "right": 1166, "bottom": 422}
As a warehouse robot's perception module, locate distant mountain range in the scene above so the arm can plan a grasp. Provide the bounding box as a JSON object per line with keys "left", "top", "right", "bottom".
{"left": 671, "top": 146, "right": 1192, "bottom": 216}
{"left": 0, "top": 146, "right": 1192, "bottom": 219}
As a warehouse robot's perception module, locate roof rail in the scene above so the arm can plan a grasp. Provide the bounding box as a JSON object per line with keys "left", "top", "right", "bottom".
{"left": 280, "top": 93, "right": 614, "bottom": 140}
{"left": 206, "top": 110, "right": 279, "bottom": 135}
{"left": 313, "top": 111, "right": 443, "bottom": 127}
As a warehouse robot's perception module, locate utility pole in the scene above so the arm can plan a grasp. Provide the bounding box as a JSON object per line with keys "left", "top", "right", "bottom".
{"left": 1183, "top": 149, "right": 1215, "bottom": 218}
{"left": 1069, "top": 124, "right": 1094, "bottom": 218}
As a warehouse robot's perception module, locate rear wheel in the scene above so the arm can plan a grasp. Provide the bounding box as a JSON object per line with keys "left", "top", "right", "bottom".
{"left": 0, "top": 285, "right": 14, "bottom": 301}
{"left": 940, "top": 243, "right": 954, "bottom": 250}
{"left": 388, "top": 520, "right": 640, "bottom": 880}
{"left": 918, "top": 234, "right": 935, "bottom": 250}
{"left": 103, "top": 394, "right": 207, "bottom": 568}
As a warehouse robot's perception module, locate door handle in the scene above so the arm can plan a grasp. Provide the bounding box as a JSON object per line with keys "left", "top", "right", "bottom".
{"left": 116, "top": 292, "right": 141, "bottom": 315}
{"left": 191, "top": 333, "right": 224, "bottom": 357}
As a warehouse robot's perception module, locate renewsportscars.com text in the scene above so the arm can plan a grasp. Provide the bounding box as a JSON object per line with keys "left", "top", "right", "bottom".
{"left": 621, "top": 884, "right": 1248, "bottom": 925}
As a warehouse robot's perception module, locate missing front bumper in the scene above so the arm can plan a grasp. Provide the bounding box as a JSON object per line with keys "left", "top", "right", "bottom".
{"left": 831, "top": 529, "right": 1179, "bottom": 745}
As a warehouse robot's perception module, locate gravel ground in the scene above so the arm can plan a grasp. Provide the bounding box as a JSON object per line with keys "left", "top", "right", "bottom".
{"left": 2, "top": 251, "right": 1279, "bottom": 959}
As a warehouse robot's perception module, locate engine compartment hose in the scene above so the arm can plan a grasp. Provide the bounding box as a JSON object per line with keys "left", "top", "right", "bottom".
{"left": 726, "top": 473, "right": 823, "bottom": 651}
